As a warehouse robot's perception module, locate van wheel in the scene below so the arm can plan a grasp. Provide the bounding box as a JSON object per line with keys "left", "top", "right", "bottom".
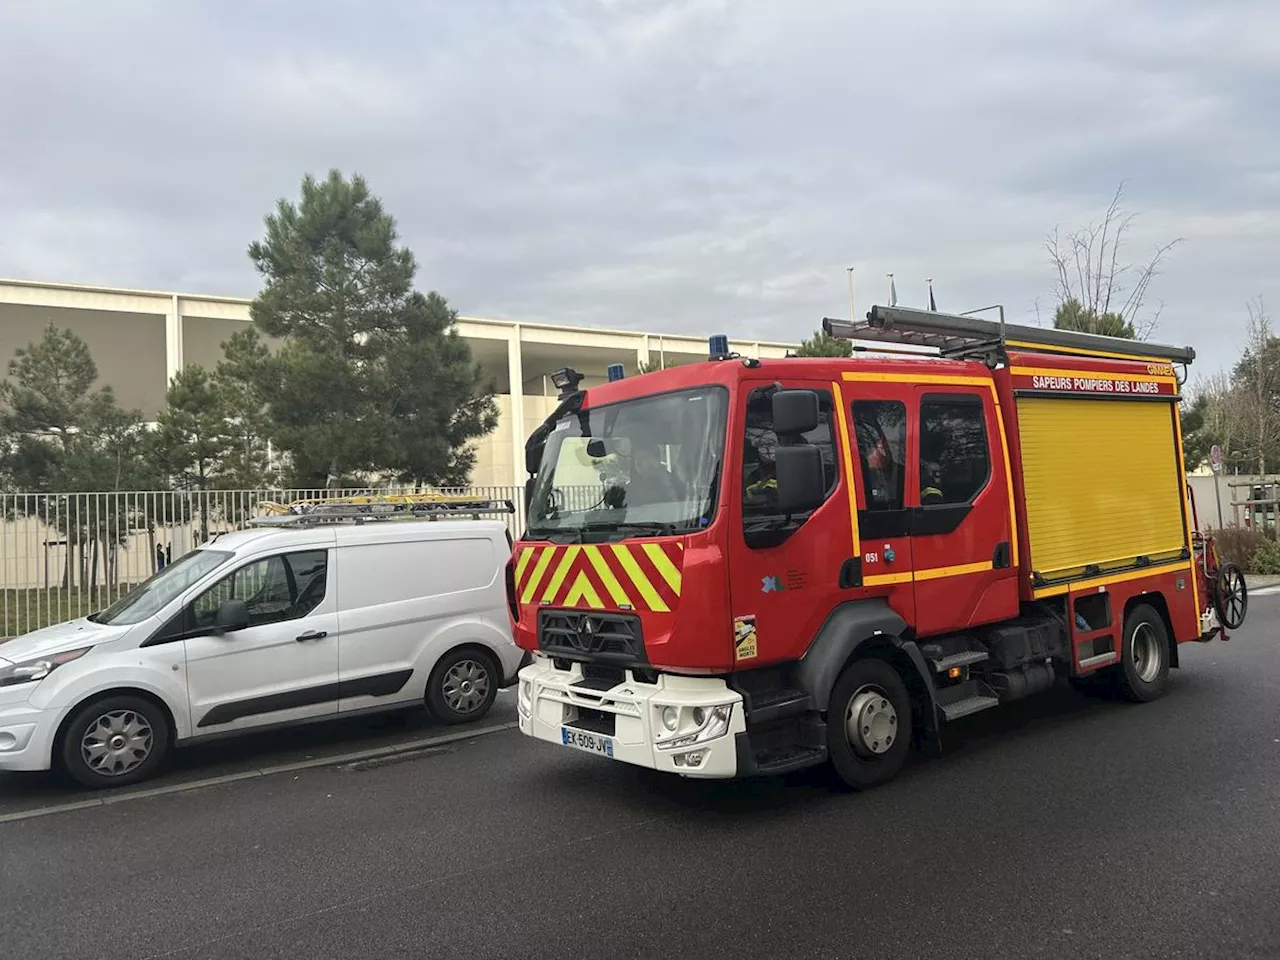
{"left": 826, "top": 657, "right": 912, "bottom": 791}
{"left": 60, "top": 694, "right": 171, "bottom": 789}
{"left": 1115, "top": 604, "right": 1171, "bottom": 703}
{"left": 427, "top": 648, "right": 499, "bottom": 724}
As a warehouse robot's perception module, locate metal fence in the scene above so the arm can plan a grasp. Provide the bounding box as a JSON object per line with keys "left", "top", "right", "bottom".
{"left": 0, "top": 485, "right": 547, "bottom": 639}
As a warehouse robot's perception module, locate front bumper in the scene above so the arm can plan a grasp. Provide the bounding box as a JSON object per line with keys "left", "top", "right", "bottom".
{"left": 516, "top": 655, "right": 746, "bottom": 778}
{"left": 0, "top": 700, "right": 57, "bottom": 772}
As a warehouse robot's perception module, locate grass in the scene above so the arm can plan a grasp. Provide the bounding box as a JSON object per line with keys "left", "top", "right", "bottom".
{"left": 1, "top": 586, "right": 137, "bottom": 640}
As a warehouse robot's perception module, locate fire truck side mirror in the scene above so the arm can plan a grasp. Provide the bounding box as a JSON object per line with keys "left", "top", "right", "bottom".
{"left": 525, "top": 434, "right": 545, "bottom": 475}
{"left": 772, "top": 389, "right": 820, "bottom": 436}
{"left": 775, "top": 445, "right": 826, "bottom": 515}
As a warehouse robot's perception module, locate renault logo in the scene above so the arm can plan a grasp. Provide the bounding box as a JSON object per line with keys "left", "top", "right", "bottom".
{"left": 569, "top": 615, "right": 598, "bottom": 652}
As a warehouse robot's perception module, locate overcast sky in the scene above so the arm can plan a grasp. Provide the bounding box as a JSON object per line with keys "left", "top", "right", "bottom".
{"left": 2, "top": 0, "right": 1277, "bottom": 379}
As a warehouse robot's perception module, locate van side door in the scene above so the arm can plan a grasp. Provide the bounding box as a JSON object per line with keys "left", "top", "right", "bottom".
{"left": 334, "top": 533, "right": 506, "bottom": 713}
{"left": 181, "top": 548, "right": 340, "bottom": 735}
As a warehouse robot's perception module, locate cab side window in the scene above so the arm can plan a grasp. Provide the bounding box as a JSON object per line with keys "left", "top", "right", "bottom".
{"left": 742, "top": 386, "right": 838, "bottom": 524}
{"left": 852, "top": 400, "right": 907, "bottom": 511}
{"left": 919, "top": 394, "right": 990, "bottom": 505}
{"left": 192, "top": 550, "right": 329, "bottom": 630}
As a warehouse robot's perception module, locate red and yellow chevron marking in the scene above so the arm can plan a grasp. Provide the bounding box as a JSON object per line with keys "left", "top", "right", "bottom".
{"left": 513, "top": 541, "right": 685, "bottom": 612}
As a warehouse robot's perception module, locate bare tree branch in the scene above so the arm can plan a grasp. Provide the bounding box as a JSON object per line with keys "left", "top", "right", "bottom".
{"left": 1044, "top": 181, "right": 1183, "bottom": 340}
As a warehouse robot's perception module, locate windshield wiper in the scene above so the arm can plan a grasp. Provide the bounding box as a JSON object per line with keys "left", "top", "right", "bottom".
{"left": 581, "top": 520, "right": 683, "bottom": 537}
{"left": 526, "top": 525, "right": 583, "bottom": 543}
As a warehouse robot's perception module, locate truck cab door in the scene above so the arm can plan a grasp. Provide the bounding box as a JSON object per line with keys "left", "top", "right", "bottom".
{"left": 909, "top": 384, "right": 1019, "bottom": 636}
{"left": 728, "top": 378, "right": 850, "bottom": 669}
{"left": 845, "top": 389, "right": 917, "bottom": 626}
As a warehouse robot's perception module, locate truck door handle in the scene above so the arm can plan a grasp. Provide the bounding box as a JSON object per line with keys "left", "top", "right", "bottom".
{"left": 295, "top": 630, "right": 328, "bottom": 642}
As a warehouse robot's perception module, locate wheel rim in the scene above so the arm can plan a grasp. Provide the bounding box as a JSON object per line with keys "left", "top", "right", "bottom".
{"left": 844, "top": 685, "right": 898, "bottom": 758}
{"left": 1130, "top": 623, "right": 1163, "bottom": 683}
{"left": 442, "top": 659, "right": 491, "bottom": 715}
{"left": 81, "top": 709, "right": 154, "bottom": 777}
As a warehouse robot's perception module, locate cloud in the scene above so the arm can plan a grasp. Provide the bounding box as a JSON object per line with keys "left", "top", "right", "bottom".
{"left": 0, "top": 0, "right": 1277, "bottom": 377}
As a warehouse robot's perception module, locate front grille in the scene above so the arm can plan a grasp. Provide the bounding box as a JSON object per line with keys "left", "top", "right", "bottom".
{"left": 538, "top": 610, "right": 646, "bottom": 665}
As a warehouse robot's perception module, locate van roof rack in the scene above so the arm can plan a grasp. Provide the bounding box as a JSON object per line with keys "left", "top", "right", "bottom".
{"left": 823, "top": 304, "right": 1195, "bottom": 365}
{"left": 246, "top": 494, "right": 515, "bottom": 527}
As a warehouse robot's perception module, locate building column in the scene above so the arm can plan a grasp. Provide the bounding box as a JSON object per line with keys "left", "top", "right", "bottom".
{"left": 507, "top": 323, "right": 525, "bottom": 489}
{"left": 638, "top": 334, "right": 651, "bottom": 371}
{"left": 164, "top": 295, "right": 184, "bottom": 385}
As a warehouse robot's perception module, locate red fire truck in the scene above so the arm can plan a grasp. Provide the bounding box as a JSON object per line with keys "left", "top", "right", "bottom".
{"left": 508, "top": 305, "right": 1248, "bottom": 789}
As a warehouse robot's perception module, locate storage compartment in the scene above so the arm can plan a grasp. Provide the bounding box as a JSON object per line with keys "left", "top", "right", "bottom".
{"left": 1073, "top": 592, "right": 1112, "bottom": 632}
{"left": 1016, "top": 397, "right": 1187, "bottom": 582}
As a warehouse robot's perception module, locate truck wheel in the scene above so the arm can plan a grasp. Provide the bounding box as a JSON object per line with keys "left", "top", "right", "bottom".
{"left": 59, "top": 694, "right": 171, "bottom": 789}
{"left": 1115, "top": 604, "right": 1171, "bottom": 703}
{"left": 426, "top": 647, "right": 499, "bottom": 725}
{"left": 826, "top": 657, "right": 913, "bottom": 791}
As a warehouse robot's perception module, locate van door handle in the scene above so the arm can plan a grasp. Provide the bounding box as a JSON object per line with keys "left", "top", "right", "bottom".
{"left": 295, "top": 630, "right": 328, "bottom": 642}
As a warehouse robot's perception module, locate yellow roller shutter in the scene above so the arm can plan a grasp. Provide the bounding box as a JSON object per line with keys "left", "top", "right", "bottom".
{"left": 1016, "top": 397, "right": 1187, "bottom": 581}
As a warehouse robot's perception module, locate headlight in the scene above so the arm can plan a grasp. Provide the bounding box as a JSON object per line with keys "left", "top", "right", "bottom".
{"left": 518, "top": 679, "right": 532, "bottom": 718}
{"left": 656, "top": 703, "right": 734, "bottom": 752}
{"left": 661, "top": 705, "right": 679, "bottom": 731}
{"left": 0, "top": 647, "right": 91, "bottom": 687}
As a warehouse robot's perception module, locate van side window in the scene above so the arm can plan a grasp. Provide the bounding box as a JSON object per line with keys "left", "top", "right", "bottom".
{"left": 192, "top": 550, "right": 329, "bottom": 630}
{"left": 919, "top": 394, "right": 990, "bottom": 505}
{"left": 851, "top": 400, "right": 907, "bottom": 511}
{"left": 742, "top": 387, "right": 838, "bottom": 525}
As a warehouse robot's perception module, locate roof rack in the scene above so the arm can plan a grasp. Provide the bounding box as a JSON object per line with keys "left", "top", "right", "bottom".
{"left": 246, "top": 493, "right": 515, "bottom": 527}
{"left": 823, "top": 304, "right": 1195, "bottom": 365}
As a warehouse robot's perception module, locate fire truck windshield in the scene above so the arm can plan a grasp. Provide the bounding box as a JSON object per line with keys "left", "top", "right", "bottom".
{"left": 525, "top": 386, "right": 727, "bottom": 541}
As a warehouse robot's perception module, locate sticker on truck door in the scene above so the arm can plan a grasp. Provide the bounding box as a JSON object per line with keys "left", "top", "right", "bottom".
{"left": 733, "top": 615, "right": 758, "bottom": 661}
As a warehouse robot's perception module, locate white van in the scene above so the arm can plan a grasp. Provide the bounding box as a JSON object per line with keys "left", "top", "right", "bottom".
{"left": 0, "top": 516, "right": 523, "bottom": 788}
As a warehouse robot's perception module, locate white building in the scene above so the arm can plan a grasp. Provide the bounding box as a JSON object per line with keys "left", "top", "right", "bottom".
{"left": 0, "top": 278, "right": 798, "bottom": 487}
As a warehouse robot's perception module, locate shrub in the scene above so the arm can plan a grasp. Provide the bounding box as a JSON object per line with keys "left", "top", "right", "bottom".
{"left": 1249, "top": 537, "right": 1280, "bottom": 576}
{"left": 1214, "top": 525, "right": 1268, "bottom": 570}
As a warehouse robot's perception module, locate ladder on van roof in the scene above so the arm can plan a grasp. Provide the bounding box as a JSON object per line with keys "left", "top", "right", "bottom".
{"left": 823, "top": 304, "right": 1196, "bottom": 365}
{"left": 247, "top": 493, "right": 516, "bottom": 527}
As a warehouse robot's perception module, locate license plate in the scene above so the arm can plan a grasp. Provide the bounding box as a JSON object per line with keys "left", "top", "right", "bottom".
{"left": 561, "top": 726, "right": 614, "bottom": 759}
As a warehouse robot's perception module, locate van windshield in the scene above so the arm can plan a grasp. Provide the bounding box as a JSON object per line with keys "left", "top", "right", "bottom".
{"left": 526, "top": 386, "right": 727, "bottom": 541}
{"left": 89, "top": 549, "right": 233, "bottom": 626}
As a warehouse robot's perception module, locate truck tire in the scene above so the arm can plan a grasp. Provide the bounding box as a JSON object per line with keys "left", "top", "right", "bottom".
{"left": 826, "top": 657, "right": 912, "bottom": 791}
{"left": 1115, "top": 604, "right": 1171, "bottom": 703}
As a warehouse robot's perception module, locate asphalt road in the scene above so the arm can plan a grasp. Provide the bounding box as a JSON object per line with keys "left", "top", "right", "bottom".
{"left": 3, "top": 597, "right": 1279, "bottom": 960}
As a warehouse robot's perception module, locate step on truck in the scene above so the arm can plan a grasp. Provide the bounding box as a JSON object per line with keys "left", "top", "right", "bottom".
{"left": 508, "top": 306, "right": 1248, "bottom": 789}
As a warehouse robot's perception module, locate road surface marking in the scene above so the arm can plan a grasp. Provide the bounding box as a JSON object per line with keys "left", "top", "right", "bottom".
{"left": 0, "top": 721, "right": 517, "bottom": 825}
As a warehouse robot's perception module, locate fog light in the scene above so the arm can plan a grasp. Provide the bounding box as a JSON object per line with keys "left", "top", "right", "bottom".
{"left": 661, "top": 706, "right": 678, "bottom": 731}
{"left": 685, "top": 751, "right": 705, "bottom": 767}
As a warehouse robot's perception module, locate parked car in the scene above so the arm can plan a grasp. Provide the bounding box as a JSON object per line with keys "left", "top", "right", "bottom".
{"left": 0, "top": 516, "right": 522, "bottom": 788}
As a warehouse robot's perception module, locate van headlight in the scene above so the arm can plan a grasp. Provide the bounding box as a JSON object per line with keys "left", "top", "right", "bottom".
{"left": 0, "top": 647, "right": 91, "bottom": 687}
